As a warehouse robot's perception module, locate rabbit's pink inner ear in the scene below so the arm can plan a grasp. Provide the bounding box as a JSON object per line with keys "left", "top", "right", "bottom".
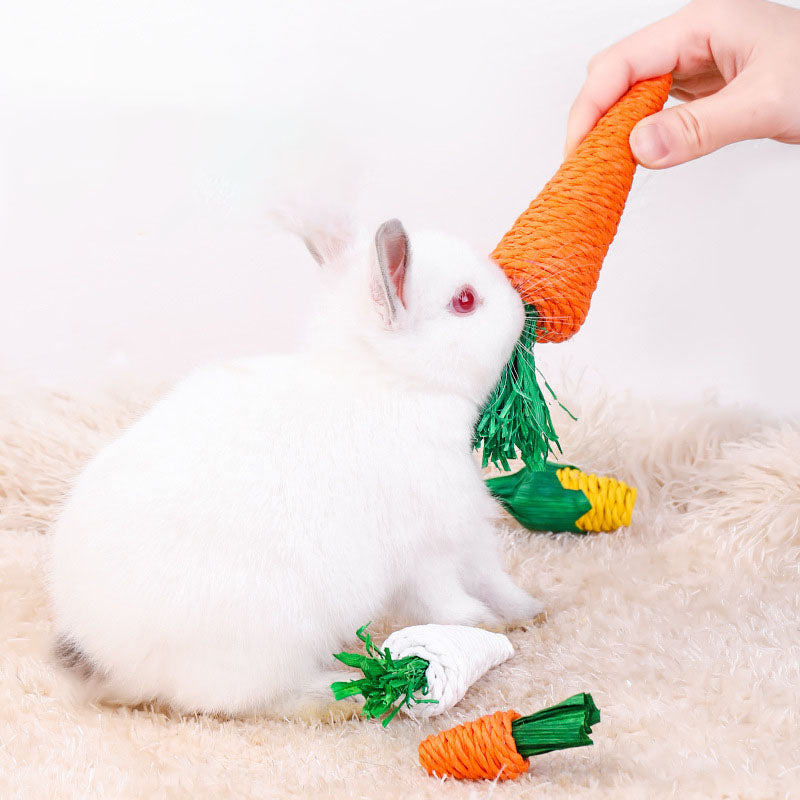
{"left": 375, "top": 219, "right": 409, "bottom": 311}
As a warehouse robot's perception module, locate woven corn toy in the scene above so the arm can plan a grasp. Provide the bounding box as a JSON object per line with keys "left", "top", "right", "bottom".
{"left": 486, "top": 462, "right": 637, "bottom": 533}
{"left": 330, "top": 623, "right": 514, "bottom": 725}
{"left": 418, "top": 692, "right": 600, "bottom": 781}
{"left": 474, "top": 74, "right": 672, "bottom": 470}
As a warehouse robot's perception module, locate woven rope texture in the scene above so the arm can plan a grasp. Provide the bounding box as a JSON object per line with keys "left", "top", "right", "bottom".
{"left": 382, "top": 624, "right": 514, "bottom": 718}
{"left": 418, "top": 709, "right": 528, "bottom": 781}
{"left": 556, "top": 467, "right": 637, "bottom": 532}
{"left": 491, "top": 74, "right": 671, "bottom": 343}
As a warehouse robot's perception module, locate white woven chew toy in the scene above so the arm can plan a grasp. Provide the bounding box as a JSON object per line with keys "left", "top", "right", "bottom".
{"left": 382, "top": 624, "right": 514, "bottom": 718}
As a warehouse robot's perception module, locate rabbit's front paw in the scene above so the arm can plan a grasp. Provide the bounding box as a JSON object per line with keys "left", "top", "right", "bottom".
{"left": 476, "top": 569, "right": 545, "bottom": 624}
{"left": 477, "top": 608, "right": 547, "bottom": 634}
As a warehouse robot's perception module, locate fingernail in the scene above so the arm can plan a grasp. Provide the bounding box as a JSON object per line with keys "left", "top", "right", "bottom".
{"left": 630, "top": 123, "right": 668, "bottom": 165}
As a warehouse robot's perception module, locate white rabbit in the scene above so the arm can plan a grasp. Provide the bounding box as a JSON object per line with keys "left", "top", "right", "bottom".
{"left": 47, "top": 216, "right": 543, "bottom": 718}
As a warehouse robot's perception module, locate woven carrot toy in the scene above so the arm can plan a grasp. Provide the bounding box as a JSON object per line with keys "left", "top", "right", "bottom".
{"left": 474, "top": 75, "right": 672, "bottom": 471}
{"left": 419, "top": 692, "right": 600, "bottom": 781}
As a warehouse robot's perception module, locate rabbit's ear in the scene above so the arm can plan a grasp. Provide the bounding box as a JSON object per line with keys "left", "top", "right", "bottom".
{"left": 371, "top": 219, "right": 409, "bottom": 323}
{"left": 299, "top": 223, "right": 351, "bottom": 266}
{"left": 275, "top": 207, "right": 353, "bottom": 266}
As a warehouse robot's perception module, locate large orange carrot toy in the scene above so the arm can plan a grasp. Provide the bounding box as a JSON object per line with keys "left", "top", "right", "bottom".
{"left": 474, "top": 75, "right": 672, "bottom": 471}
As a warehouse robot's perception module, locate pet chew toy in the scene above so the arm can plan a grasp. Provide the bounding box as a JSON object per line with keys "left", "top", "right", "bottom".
{"left": 487, "top": 462, "right": 637, "bottom": 533}
{"left": 331, "top": 623, "right": 514, "bottom": 725}
{"left": 474, "top": 74, "right": 672, "bottom": 471}
{"left": 419, "top": 692, "right": 600, "bottom": 781}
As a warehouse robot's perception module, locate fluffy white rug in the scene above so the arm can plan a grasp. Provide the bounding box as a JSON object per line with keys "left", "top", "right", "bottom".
{"left": 1, "top": 385, "right": 798, "bottom": 799}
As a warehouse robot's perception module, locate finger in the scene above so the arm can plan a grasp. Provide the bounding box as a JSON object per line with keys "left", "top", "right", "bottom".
{"left": 629, "top": 76, "right": 775, "bottom": 168}
{"left": 565, "top": 6, "right": 702, "bottom": 156}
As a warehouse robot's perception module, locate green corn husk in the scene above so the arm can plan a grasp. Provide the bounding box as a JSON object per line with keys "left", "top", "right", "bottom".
{"left": 511, "top": 692, "right": 601, "bottom": 758}
{"left": 486, "top": 461, "right": 591, "bottom": 533}
{"left": 473, "top": 304, "right": 564, "bottom": 472}
{"left": 330, "top": 623, "right": 438, "bottom": 726}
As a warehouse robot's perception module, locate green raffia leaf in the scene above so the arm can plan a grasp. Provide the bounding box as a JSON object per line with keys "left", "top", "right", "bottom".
{"left": 330, "top": 623, "right": 437, "bottom": 727}
{"left": 511, "top": 692, "right": 601, "bottom": 758}
{"left": 485, "top": 462, "right": 592, "bottom": 533}
{"left": 473, "top": 304, "right": 564, "bottom": 471}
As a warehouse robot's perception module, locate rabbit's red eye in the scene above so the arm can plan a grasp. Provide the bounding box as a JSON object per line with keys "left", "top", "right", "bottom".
{"left": 451, "top": 286, "right": 477, "bottom": 315}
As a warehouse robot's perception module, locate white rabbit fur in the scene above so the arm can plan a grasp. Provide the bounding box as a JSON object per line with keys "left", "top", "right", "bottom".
{"left": 47, "top": 216, "right": 543, "bottom": 718}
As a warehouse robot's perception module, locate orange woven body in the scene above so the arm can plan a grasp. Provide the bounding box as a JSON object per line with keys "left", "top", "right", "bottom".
{"left": 491, "top": 74, "right": 671, "bottom": 343}
{"left": 418, "top": 710, "right": 528, "bottom": 781}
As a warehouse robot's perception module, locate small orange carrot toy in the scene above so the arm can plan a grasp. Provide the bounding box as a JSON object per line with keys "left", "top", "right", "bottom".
{"left": 475, "top": 75, "right": 672, "bottom": 470}
{"left": 418, "top": 692, "right": 600, "bottom": 781}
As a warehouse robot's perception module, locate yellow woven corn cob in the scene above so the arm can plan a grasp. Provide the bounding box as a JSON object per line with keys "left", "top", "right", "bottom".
{"left": 555, "top": 468, "right": 636, "bottom": 532}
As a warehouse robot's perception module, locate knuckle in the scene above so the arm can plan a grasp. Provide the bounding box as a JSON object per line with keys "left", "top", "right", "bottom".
{"left": 586, "top": 47, "right": 610, "bottom": 74}
{"left": 672, "top": 105, "right": 706, "bottom": 153}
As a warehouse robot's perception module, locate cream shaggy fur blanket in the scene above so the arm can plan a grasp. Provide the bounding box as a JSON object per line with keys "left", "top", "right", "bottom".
{"left": 1, "top": 385, "right": 798, "bottom": 799}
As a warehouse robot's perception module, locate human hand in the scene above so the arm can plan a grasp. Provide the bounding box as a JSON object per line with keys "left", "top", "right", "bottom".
{"left": 565, "top": 0, "right": 800, "bottom": 168}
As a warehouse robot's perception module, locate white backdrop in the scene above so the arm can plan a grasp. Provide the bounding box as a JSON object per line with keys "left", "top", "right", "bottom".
{"left": 1, "top": 0, "right": 799, "bottom": 416}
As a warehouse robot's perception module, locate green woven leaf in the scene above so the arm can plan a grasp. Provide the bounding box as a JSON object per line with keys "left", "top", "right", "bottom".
{"left": 473, "top": 305, "right": 567, "bottom": 471}
{"left": 485, "top": 462, "right": 592, "bottom": 533}
{"left": 511, "top": 692, "right": 601, "bottom": 758}
{"left": 330, "top": 623, "right": 437, "bottom": 727}
{"left": 333, "top": 651, "right": 373, "bottom": 670}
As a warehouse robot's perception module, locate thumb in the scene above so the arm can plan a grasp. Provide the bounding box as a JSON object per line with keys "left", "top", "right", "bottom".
{"left": 629, "top": 80, "right": 762, "bottom": 169}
